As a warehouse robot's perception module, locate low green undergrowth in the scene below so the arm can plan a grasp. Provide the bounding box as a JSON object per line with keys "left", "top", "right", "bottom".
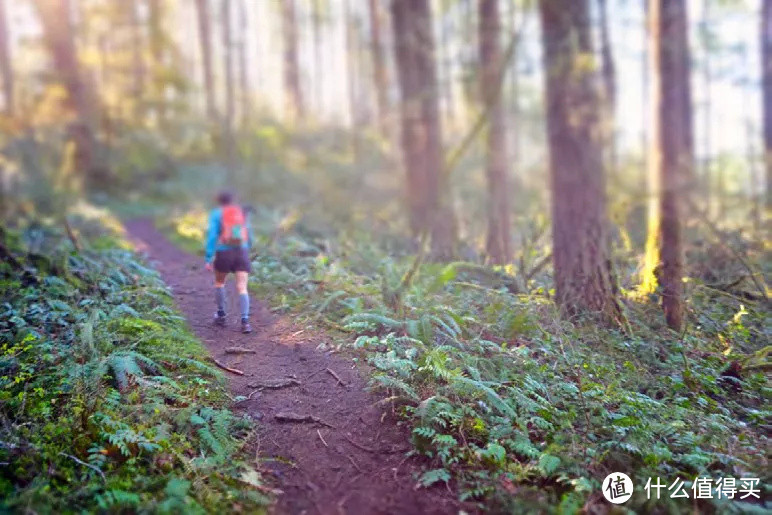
{"left": 0, "top": 220, "right": 269, "bottom": 513}
{"left": 166, "top": 207, "right": 769, "bottom": 513}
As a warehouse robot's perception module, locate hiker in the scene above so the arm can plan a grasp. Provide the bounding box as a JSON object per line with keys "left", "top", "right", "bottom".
{"left": 205, "top": 191, "right": 253, "bottom": 333}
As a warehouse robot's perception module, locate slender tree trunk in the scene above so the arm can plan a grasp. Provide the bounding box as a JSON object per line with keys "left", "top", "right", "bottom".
{"left": 195, "top": 0, "right": 217, "bottom": 119}
{"left": 238, "top": 0, "right": 249, "bottom": 128}
{"left": 222, "top": 0, "right": 235, "bottom": 179}
{"left": 509, "top": 2, "right": 520, "bottom": 182}
{"left": 392, "top": 0, "right": 456, "bottom": 259}
{"left": 0, "top": 0, "right": 13, "bottom": 116}
{"left": 369, "top": 0, "right": 389, "bottom": 137}
{"left": 129, "top": 0, "right": 144, "bottom": 119}
{"left": 313, "top": 0, "right": 323, "bottom": 115}
{"left": 539, "top": 0, "right": 618, "bottom": 316}
{"left": 479, "top": 0, "right": 511, "bottom": 265}
{"left": 646, "top": 0, "right": 692, "bottom": 331}
{"left": 702, "top": 0, "right": 713, "bottom": 215}
{"left": 282, "top": 0, "right": 304, "bottom": 121}
{"left": 345, "top": 0, "right": 358, "bottom": 131}
{"left": 34, "top": 0, "right": 98, "bottom": 182}
{"left": 598, "top": 0, "right": 617, "bottom": 172}
{"left": 763, "top": 0, "right": 772, "bottom": 209}
{"left": 148, "top": 0, "right": 166, "bottom": 124}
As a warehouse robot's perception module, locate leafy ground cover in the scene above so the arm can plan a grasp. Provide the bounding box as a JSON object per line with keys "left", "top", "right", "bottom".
{"left": 0, "top": 214, "right": 269, "bottom": 513}
{"left": 165, "top": 205, "right": 769, "bottom": 513}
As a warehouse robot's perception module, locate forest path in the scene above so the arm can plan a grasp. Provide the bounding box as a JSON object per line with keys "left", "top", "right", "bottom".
{"left": 124, "top": 219, "right": 458, "bottom": 515}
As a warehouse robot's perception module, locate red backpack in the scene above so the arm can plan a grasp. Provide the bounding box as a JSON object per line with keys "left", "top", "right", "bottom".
{"left": 219, "top": 205, "right": 247, "bottom": 245}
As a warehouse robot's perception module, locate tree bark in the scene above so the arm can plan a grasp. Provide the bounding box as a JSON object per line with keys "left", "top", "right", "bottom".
{"left": 238, "top": 0, "right": 249, "bottom": 128}
{"left": 392, "top": 0, "right": 456, "bottom": 259}
{"left": 148, "top": 0, "right": 166, "bottom": 124}
{"left": 222, "top": 0, "right": 235, "bottom": 179}
{"left": 763, "top": 0, "right": 771, "bottom": 208}
{"left": 598, "top": 0, "right": 617, "bottom": 172}
{"left": 647, "top": 0, "right": 692, "bottom": 331}
{"left": 369, "top": 0, "right": 389, "bottom": 137}
{"left": 195, "top": 0, "right": 217, "bottom": 119}
{"left": 0, "top": 0, "right": 13, "bottom": 116}
{"left": 129, "top": 0, "right": 144, "bottom": 118}
{"left": 539, "top": 0, "right": 618, "bottom": 316}
{"left": 282, "top": 0, "right": 304, "bottom": 121}
{"left": 479, "top": 0, "right": 511, "bottom": 265}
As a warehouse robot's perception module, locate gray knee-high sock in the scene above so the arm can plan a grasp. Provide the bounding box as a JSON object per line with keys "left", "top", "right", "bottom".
{"left": 239, "top": 293, "right": 249, "bottom": 320}
{"left": 215, "top": 287, "right": 226, "bottom": 315}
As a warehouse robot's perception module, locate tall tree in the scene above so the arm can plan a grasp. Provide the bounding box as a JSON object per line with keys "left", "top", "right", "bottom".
{"left": 0, "top": 0, "right": 13, "bottom": 116}
{"left": 222, "top": 0, "right": 235, "bottom": 177}
{"left": 148, "top": 0, "right": 166, "bottom": 124}
{"left": 392, "top": 0, "right": 456, "bottom": 258}
{"left": 281, "top": 0, "right": 304, "bottom": 120}
{"left": 479, "top": 0, "right": 511, "bottom": 264}
{"left": 195, "top": 0, "right": 217, "bottom": 119}
{"left": 763, "top": 0, "right": 772, "bottom": 208}
{"left": 369, "top": 0, "right": 389, "bottom": 136}
{"left": 539, "top": 0, "right": 618, "bottom": 316}
{"left": 129, "top": 0, "right": 145, "bottom": 116}
{"left": 642, "top": 0, "right": 692, "bottom": 331}
{"left": 598, "top": 0, "right": 617, "bottom": 170}
{"left": 34, "top": 0, "right": 98, "bottom": 181}
{"left": 238, "top": 0, "right": 249, "bottom": 127}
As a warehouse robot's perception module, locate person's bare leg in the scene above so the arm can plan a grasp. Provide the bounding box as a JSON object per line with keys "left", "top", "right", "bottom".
{"left": 235, "top": 271, "right": 251, "bottom": 333}
{"left": 214, "top": 271, "right": 228, "bottom": 326}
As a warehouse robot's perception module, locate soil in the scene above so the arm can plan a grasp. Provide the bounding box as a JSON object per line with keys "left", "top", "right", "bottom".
{"left": 124, "top": 219, "right": 461, "bottom": 515}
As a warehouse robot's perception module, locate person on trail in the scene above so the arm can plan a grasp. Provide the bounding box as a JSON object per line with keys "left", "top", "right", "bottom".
{"left": 205, "top": 191, "right": 253, "bottom": 333}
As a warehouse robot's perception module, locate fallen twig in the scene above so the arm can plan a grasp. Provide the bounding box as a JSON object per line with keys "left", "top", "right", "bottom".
{"left": 343, "top": 435, "right": 376, "bottom": 453}
{"left": 212, "top": 358, "right": 244, "bottom": 376}
{"left": 346, "top": 454, "right": 362, "bottom": 473}
{"left": 326, "top": 368, "right": 347, "bottom": 387}
{"left": 248, "top": 378, "right": 301, "bottom": 390}
{"left": 317, "top": 429, "right": 328, "bottom": 447}
{"left": 274, "top": 411, "right": 335, "bottom": 428}
{"left": 59, "top": 452, "right": 105, "bottom": 482}
{"left": 225, "top": 347, "right": 257, "bottom": 354}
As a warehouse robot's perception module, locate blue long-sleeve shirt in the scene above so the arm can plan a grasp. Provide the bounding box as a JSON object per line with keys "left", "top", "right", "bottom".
{"left": 204, "top": 207, "right": 253, "bottom": 263}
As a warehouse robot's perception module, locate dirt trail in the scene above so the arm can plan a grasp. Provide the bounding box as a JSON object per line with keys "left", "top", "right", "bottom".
{"left": 125, "top": 219, "right": 459, "bottom": 515}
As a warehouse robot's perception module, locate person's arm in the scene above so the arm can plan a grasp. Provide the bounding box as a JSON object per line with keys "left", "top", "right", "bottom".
{"left": 204, "top": 209, "right": 220, "bottom": 263}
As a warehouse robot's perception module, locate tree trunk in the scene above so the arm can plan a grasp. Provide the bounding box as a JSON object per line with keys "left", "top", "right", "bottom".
{"left": 369, "top": 0, "right": 389, "bottom": 137}
{"left": 345, "top": 0, "right": 359, "bottom": 132}
{"left": 312, "top": 0, "right": 323, "bottom": 115}
{"left": 392, "top": 0, "right": 456, "bottom": 259}
{"left": 598, "top": 0, "right": 617, "bottom": 172}
{"left": 0, "top": 0, "right": 13, "bottom": 116}
{"left": 222, "top": 0, "right": 236, "bottom": 179}
{"left": 647, "top": 0, "right": 692, "bottom": 331}
{"left": 195, "top": 0, "right": 217, "bottom": 119}
{"left": 763, "top": 0, "right": 772, "bottom": 209}
{"left": 539, "top": 0, "right": 618, "bottom": 316}
{"left": 282, "top": 0, "right": 304, "bottom": 121}
{"left": 129, "top": 0, "right": 144, "bottom": 119}
{"left": 238, "top": 0, "right": 249, "bottom": 128}
{"left": 148, "top": 0, "right": 166, "bottom": 124}
{"left": 34, "top": 0, "right": 98, "bottom": 182}
{"left": 479, "top": 0, "right": 511, "bottom": 265}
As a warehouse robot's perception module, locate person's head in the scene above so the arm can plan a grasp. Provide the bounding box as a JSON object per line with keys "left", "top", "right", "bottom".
{"left": 216, "top": 190, "right": 234, "bottom": 206}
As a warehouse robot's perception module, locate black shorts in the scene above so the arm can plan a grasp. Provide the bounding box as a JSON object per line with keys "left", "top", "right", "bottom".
{"left": 213, "top": 247, "right": 251, "bottom": 273}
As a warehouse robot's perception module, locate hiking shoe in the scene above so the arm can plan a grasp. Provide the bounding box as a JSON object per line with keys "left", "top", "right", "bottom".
{"left": 214, "top": 312, "right": 226, "bottom": 327}
{"left": 241, "top": 319, "right": 252, "bottom": 334}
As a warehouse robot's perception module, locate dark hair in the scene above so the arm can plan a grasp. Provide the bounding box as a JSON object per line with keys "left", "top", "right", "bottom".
{"left": 216, "top": 191, "right": 233, "bottom": 205}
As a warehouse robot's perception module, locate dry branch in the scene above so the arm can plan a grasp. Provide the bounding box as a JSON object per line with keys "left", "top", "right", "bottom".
{"left": 326, "top": 368, "right": 347, "bottom": 387}
{"left": 274, "top": 411, "right": 335, "bottom": 428}
{"left": 212, "top": 358, "right": 244, "bottom": 375}
{"left": 248, "top": 378, "right": 301, "bottom": 390}
{"left": 224, "top": 346, "right": 257, "bottom": 354}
